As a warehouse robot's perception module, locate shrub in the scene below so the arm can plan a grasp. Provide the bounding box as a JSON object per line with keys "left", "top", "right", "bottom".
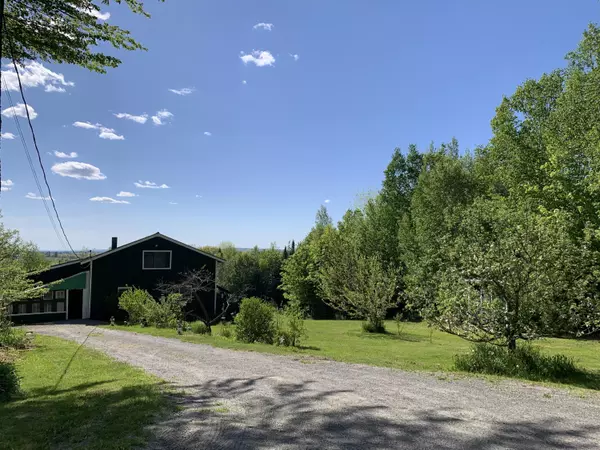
{"left": 190, "top": 321, "right": 211, "bottom": 335}
{"left": 275, "top": 302, "right": 307, "bottom": 347}
{"left": 234, "top": 297, "right": 276, "bottom": 344}
{"left": 362, "top": 321, "right": 386, "bottom": 334}
{"left": 145, "top": 294, "right": 186, "bottom": 329}
{"left": 0, "top": 361, "right": 20, "bottom": 402}
{"left": 0, "top": 328, "right": 29, "bottom": 350}
{"left": 118, "top": 288, "right": 152, "bottom": 324}
{"left": 454, "top": 343, "right": 579, "bottom": 382}
{"left": 219, "top": 322, "right": 233, "bottom": 339}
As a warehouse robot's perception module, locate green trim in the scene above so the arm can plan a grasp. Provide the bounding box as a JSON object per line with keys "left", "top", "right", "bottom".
{"left": 49, "top": 272, "right": 87, "bottom": 290}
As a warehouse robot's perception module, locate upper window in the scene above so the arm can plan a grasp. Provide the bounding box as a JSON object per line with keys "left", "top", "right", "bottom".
{"left": 142, "top": 250, "right": 172, "bottom": 270}
{"left": 54, "top": 290, "right": 66, "bottom": 300}
{"left": 43, "top": 291, "right": 53, "bottom": 301}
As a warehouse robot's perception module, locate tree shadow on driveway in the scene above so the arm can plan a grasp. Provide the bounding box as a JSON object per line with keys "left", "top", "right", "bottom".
{"left": 147, "top": 377, "right": 600, "bottom": 450}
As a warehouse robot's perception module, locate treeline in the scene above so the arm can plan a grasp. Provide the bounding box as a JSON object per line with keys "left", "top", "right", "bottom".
{"left": 279, "top": 25, "right": 600, "bottom": 348}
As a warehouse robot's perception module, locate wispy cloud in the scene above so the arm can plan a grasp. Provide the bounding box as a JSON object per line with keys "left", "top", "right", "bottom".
{"left": 324, "top": 199, "right": 331, "bottom": 204}
{"left": 240, "top": 50, "right": 275, "bottom": 67}
{"left": 25, "top": 192, "right": 51, "bottom": 200}
{"left": 87, "top": 8, "right": 110, "bottom": 21}
{"left": 1, "top": 61, "right": 74, "bottom": 93}
{"left": 169, "top": 88, "right": 195, "bottom": 96}
{"left": 204, "top": 131, "right": 212, "bottom": 136}
{"left": 54, "top": 151, "right": 78, "bottom": 159}
{"left": 195, "top": 194, "right": 202, "bottom": 198}
{"left": 51, "top": 161, "right": 106, "bottom": 180}
{"left": 1, "top": 180, "right": 14, "bottom": 191}
{"left": 169, "top": 202, "right": 178, "bottom": 205}
{"left": 73, "top": 121, "right": 124, "bottom": 140}
{"left": 290, "top": 53, "right": 300, "bottom": 61}
{"left": 116, "top": 191, "right": 137, "bottom": 197}
{"left": 242, "top": 80, "right": 247, "bottom": 85}
{"left": 90, "top": 196, "right": 129, "bottom": 204}
{"left": 114, "top": 112, "right": 148, "bottom": 124}
{"left": 1, "top": 132, "right": 15, "bottom": 139}
{"left": 151, "top": 109, "right": 173, "bottom": 126}
{"left": 134, "top": 180, "right": 170, "bottom": 189}
{"left": 253, "top": 23, "right": 274, "bottom": 31}
{"left": 2, "top": 103, "right": 37, "bottom": 119}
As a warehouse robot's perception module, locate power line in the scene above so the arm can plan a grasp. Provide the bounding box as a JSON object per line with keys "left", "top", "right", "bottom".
{"left": 4, "top": 25, "right": 80, "bottom": 259}
{"left": 2, "top": 79, "right": 68, "bottom": 252}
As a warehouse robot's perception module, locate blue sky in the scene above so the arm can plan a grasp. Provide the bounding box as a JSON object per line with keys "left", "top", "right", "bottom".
{"left": 0, "top": 0, "right": 597, "bottom": 250}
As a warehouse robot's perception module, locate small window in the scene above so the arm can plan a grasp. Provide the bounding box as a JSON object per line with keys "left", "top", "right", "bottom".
{"left": 142, "top": 251, "right": 171, "bottom": 270}
{"left": 18, "top": 304, "right": 27, "bottom": 314}
{"left": 54, "top": 290, "right": 66, "bottom": 300}
{"left": 44, "top": 302, "right": 53, "bottom": 313}
{"left": 56, "top": 302, "right": 65, "bottom": 313}
{"left": 43, "top": 291, "right": 53, "bottom": 300}
{"left": 32, "top": 303, "right": 41, "bottom": 314}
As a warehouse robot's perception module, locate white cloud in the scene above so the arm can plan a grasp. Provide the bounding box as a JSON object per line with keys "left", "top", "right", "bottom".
{"left": 87, "top": 9, "right": 110, "bottom": 21}
{"left": 324, "top": 199, "right": 331, "bottom": 204}
{"left": 114, "top": 113, "right": 148, "bottom": 124}
{"left": 240, "top": 50, "right": 275, "bottom": 67}
{"left": 169, "top": 88, "right": 195, "bottom": 96}
{"left": 2, "top": 103, "right": 37, "bottom": 119}
{"left": 25, "top": 192, "right": 50, "bottom": 200}
{"left": 169, "top": 202, "right": 178, "bottom": 205}
{"left": 195, "top": 194, "right": 202, "bottom": 198}
{"left": 90, "top": 196, "right": 129, "bottom": 204}
{"left": 51, "top": 161, "right": 106, "bottom": 180}
{"left": 1, "top": 61, "right": 74, "bottom": 93}
{"left": 45, "top": 85, "right": 66, "bottom": 93}
{"left": 117, "top": 191, "right": 137, "bottom": 197}
{"left": 291, "top": 54, "right": 300, "bottom": 61}
{"left": 98, "top": 128, "right": 124, "bottom": 140}
{"left": 242, "top": 80, "right": 247, "bottom": 85}
{"left": 134, "top": 180, "right": 170, "bottom": 189}
{"left": 73, "top": 121, "right": 124, "bottom": 140}
{"left": 204, "top": 131, "right": 212, "bottom": 136}
{"left": 253, "top": 23, "right": 274, "bottom": 31}
{"left": 1, "top": 132, "right": 15, "bottom": 139}
{"left": 1, "top": 179, "right": 14, "bottom": 191}
{"left": 73, "top": 121, "right": 99, "bottom": 130}
{"left": 151, "top": 109, "right": 174, "bottom": 126}
{"left": 54, "top": 151, "right": 78, "bottom": 159}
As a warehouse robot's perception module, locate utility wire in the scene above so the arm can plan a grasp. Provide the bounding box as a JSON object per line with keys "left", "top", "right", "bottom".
{"left": 5, "top": 25, "right": 80, "bottom": 259}
{"left": 2, "top": 79, "right": 68, "bottom": 252}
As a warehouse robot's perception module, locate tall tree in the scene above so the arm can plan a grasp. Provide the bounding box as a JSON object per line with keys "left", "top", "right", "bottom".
{"left": 5, "top": 0, "right": 161, "bottom": 72}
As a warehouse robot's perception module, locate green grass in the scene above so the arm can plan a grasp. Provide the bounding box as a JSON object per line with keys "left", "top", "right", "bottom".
{"left": 0, "top": 335, "right": 173, "bottom": 450}
{"left": 106, "top": 321, "right": 600, "bottom": 389}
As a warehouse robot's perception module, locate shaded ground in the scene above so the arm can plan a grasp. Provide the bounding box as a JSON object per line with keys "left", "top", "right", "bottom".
{"left": 30, "top": 324, "right": 600, "bottom": 449}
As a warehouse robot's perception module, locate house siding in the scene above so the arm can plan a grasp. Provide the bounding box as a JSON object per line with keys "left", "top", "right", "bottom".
{"left": 90, "top": 236, "right": 217, "bottom": 321}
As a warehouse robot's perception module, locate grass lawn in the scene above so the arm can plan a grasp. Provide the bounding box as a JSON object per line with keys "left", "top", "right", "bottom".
{"left": 0, "top": 335, "right": 173, "bottom": 450}
{"left": 107, "top": 320, "right": 600, "bottom": 390}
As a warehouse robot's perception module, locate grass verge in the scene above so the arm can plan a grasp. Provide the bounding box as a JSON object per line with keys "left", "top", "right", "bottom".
{"left": 0, "top": 335, "right": 173, "bottom": 449}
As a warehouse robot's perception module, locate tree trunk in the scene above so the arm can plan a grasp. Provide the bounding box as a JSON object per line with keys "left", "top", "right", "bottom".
{"left": 507, "top": 337, "right": 517, "bottom": 351}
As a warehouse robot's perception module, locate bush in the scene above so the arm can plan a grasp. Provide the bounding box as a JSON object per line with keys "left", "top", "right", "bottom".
{"left": 219, "top": 322, "right": 233, "bottom": 339}
{"left": 0, "top": 328, "right": 29, "bottom": 350}
{"left": 454, "top": 343, "right": 579, "bottom": 382}
{"left": 362, "top": 320, "right": 386, "bottom": 334}
{"left": 0, "top": 361, "right": 20, "bottom": 402}
{"left": 275, "top": 302, "right": 307, "bottom": 347}
{"left": 190, "top": 321, "right": 211, "bottom": 335}
{"left": 145, "top": 294, "right": 186, "bottom": 329}
{"left": 234, "top": 297, "right": 276, "bottom": 344}
{"left": 118, "top": 288, "right": 152, "bottom": 324}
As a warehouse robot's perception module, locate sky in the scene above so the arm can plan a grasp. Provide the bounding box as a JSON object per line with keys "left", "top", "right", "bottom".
{"left": 0, "top": 0, "right": 598, "bottom": 251}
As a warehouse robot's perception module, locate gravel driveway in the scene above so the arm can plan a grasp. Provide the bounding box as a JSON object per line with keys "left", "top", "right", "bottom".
{"left": 30, "top": 323, "right": 600, "bottom": 450}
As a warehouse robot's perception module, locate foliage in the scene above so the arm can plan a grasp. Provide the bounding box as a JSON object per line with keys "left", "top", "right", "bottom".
{"left": 421, "top": 198, "right": 598, "bottom": 349}
{"left": 5, "top": 0, "right": 162, "bottom": 73}
{"left": 319, "top": 224, "right": 398, "bottom": 332}
{"left": 190, "top": 321, "right": 211, "bottom": 335}
{"left": 0, "top": 327, "right": 29, "bottom": 350}
{"left": 219, "top": 321, "right": 233, "bottom": 339}
{"left": 0, "top": 360, "right": 20, "bottom": 402}
{"left": 234, "top": 297, "right": 276, "bottom": 344}
{"left": 144, "top": 293, "right": 186, "bottom": 329}
{"left": 361, "top": 321, "right": 385, "bottom": 334}
{"left": 454, "top": 343, "right": 581, "bottom": 383}
{"left": 118, "top": 288, "right": 152, "bottom": 325}
{"left": 275, "top": 302, "right": 307, "bottom": 347}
